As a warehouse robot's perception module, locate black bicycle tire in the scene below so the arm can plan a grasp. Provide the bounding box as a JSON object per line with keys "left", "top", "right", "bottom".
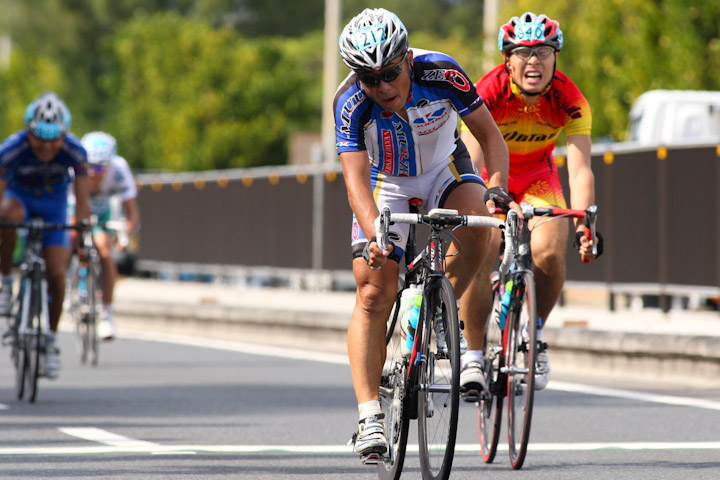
{"left": 418, "top": 276, "right": 460, "bottom": 480}
{"left": 87, "top": 257, "right": 100, "bottom": 366}
{"left": 377, "top": 293, "right": 410, "bottom": 480}
{"left": 27, "top": 263, "right": 43, "bottom": 403}
{"left": 478, "top": 291, "right": 504, "bottom": 463}
{"left": 15, "top": 338, "right": 27, "bottom": 400}
{"left": 506, "top": 272, "right": 537, "bottom": 469}
{"left": 14, "top": 278, "right": 29, "bottom": 400}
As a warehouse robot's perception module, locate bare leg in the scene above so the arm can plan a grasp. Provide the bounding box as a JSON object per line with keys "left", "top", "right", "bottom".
{"left": 442, "top": 182, "right": 494, "bottom": 351}
{"left": 44, "top": 245, "right": 71, "bottom": 333}
{"left": 528, "top": 216, "right": 569, "bottom": 326}
{"left": 348, "top": 257, "right": 399, "bottom": 404}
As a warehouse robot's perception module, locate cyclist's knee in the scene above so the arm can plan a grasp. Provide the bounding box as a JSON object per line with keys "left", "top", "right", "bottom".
{"left": 355, "top": 281, "right": 396, "bottom": 317}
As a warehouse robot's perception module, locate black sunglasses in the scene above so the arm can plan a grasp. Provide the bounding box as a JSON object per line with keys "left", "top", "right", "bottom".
{"left": 356, "top": 55, "right": 407, "bottom": 87}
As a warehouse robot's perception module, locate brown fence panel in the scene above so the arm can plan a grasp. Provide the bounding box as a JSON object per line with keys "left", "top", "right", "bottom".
{"left": 134, "top": 144, "right": 720, "bottom": 289}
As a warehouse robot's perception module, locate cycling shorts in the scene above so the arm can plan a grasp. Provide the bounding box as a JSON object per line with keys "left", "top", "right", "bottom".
{"left": 5, "top": 189, "right": 69, "bottom": 248}
{"left": 484, "top": 158, "right": 567, "bottom": 209}
{"left": 351, "top": 141, "right": 484, "bottom": 262}
{"left": 66, "top": 202, "right": 113, "bottom": 236}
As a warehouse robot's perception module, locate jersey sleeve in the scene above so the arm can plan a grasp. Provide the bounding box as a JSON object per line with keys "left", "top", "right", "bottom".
{"left": 113, "top": 156, "right": 138, "bottom": 201}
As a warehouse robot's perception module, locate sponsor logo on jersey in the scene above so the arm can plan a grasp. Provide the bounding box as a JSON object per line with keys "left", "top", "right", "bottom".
{"left": 393, "top": 121, "right": 411, "bottom": 176}
{"left": 413, "top": 107, "right": 450, "bottom": 135}
{"left": 352, "top": 218, "right": 360, "bottom": 240}
{"left": 339, "top": 91, "right": 365, "bottom": 136}
{"left": 421, "top": 69, "right": 471, "bottom": 92}
{"left": 381, "top": 129, "right": 395, "bottom": 174}
{"left": 503, "top": 131, "right": 559, "bottom": 142}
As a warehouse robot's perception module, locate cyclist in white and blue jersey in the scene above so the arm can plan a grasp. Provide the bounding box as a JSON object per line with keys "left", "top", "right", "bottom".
{"left": 334, "top": 8, "right": 517, "bottom": 462}
{"left": 0, "top": 92, "right": 90, "bottom": 379}
{"left": 68, "top": 131, "right": 139, "bottom": 340}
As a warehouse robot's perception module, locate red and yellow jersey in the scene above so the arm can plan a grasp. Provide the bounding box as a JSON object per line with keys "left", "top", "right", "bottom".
{"left": 466, "top": 64, "right": 591, "bottom": 174}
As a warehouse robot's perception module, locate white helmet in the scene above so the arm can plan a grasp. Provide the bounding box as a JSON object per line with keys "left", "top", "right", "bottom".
{"left": 338, "top": 8, "right": 408, "bottom": 71}
{"left": 81, "top": 131, "right": 117, "bottom": 165}
{"left": 24, "top": 91, "right": 72, "bottom": 141}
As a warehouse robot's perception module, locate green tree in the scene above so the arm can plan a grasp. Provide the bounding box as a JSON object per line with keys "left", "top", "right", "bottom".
{"left": 105, "top": 13, "right": 322, "bottom": 171}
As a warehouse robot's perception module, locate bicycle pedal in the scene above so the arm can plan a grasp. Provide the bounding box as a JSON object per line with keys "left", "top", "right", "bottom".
{"left": 462, "top": 388, "right": 482, "bottom": 403}
{"left": 359, "top": 452, "right": 382, "bottom": 465}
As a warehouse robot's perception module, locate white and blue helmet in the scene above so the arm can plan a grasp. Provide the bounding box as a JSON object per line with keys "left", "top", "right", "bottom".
{"left": 81, "top": 131, "right": 117, "bottom": 165}
{"left": 338, "top": 8, "right": 408, "bottom": 71}
{"left": 24, "top": 91, "right": 72, "bottom": 141}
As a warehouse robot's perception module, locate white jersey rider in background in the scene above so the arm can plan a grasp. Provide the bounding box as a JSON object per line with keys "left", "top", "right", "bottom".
{"left": 73, "top": 131, "right": 139, "bottom": 340}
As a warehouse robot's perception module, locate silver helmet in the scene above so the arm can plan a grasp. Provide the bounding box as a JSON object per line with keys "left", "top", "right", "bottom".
{"left": 24, "top": 91, "right": 71, "bottom": 140}
{"left": 338, "top": 8, "right": 408, "bottom": 71}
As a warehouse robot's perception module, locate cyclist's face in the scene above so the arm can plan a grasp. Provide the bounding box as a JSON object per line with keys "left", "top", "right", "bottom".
{"left": 505, "top": 46, "right": 557, "bottom": 96}
{"left": 358, "top": 51, "right": 413, "bottom": 113}
{"left": 28, "top": 133, "right": 64, "bottom": 162}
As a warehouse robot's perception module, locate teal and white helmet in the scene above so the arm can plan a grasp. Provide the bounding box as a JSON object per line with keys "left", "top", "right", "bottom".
{"left": 24, "top": 91, "right": 72, "bottom": 141}
{"left": 338, "top": 8, "right": 408, "bottom": 71}
{"left": 81, "top": 131, "right": 117, "bottom": 165}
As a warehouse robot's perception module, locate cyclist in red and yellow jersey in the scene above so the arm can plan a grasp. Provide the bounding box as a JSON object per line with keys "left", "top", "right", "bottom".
{"left": 461, "top": 12, "right": 602, "bottom": 390}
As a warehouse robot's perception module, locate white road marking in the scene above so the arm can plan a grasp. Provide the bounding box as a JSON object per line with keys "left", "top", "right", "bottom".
{"left": 0, "top": 403, "right": 8, "bottom": 410}
{"left": 58, "top": 427, "right": 195, "bottom": 455}
{"left": 549, "top": 381, "right": 720, "bottom": 411}
{"left": 1, "top": 441, "right": 719, "bottom": 456}
{"left": 59, "top": 427, "right": 161, "bottom": 447}
{"left": 120, "top": 329, "right": 350, "bottom": 365}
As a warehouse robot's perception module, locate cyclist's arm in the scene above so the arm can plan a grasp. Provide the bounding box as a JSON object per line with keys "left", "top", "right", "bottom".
{"left": 459, "top": 128, "right": 485, "bottom": 174}
{"left": 0, "top": 178, "right": 7, "bottom": 204}
{"left": 461, "top": 105, "right": 508, "bottom": 190}
{"left": 73, "top": 175, "right": 91, "bottom": 224}
{"left": 122, "top": 197, "right": 140, "bottom": 237}
{"left": 566, "top": 134, "right": 595, "bottom": 232}
{"left": 340, "top": 150, "right": 392, "bottom": 267}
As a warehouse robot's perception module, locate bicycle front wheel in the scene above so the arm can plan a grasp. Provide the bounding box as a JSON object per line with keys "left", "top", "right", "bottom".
{"left": 417, "top": 276, "right": 460, "bottom": 480}
{"left": 27, "top": 263, "right": 45, "bottom": 403}
{"left": 506, "top": 272, "right": 537, "bottom": 469}
{"left": 478, "top": 290, "right": 504, "bottom": 463}
{"left": 378, "top": 292, "right": 409, "bottom": 480}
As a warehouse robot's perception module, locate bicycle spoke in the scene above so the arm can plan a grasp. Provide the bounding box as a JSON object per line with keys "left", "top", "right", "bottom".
{"left": 478, "top": 290, "right": 503, "bottom": 463}
{"left": 377, "top": 296, "right": 409, "bottom": 480}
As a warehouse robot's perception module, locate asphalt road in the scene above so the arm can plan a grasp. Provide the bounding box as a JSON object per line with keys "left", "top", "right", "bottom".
{"left": 1, "top": 329, "right": 719, "bottom": 480}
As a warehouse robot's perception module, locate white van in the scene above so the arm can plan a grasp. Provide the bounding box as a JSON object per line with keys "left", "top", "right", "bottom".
{"left": 627, "top": 89, "right": 720, "bottom": 145}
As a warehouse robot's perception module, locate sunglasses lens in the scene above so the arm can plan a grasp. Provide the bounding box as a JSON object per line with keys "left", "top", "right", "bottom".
{"left": 357, "top": 60, "right": 404, "bottom": 87}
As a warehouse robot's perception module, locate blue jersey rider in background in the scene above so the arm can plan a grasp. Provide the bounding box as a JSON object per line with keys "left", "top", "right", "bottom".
{"left": 0, "top": 91, "right": 90, "bottom": 379}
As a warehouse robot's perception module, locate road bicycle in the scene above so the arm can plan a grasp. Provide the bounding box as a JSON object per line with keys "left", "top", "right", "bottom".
{"left": 0, "top": 219, "right": 82, "bottom": 403}
{"left": 375, "top": 203, "right": 517, "bottom": 480}
{"left": 67, "top": 219, "right": 103, "bottom": 366}
{"left": 477, "top": 204, "right": 598, "bottom": 469}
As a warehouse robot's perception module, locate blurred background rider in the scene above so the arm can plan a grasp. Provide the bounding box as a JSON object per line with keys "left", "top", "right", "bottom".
{"left": 68, "top": 131, "right": 139, "bottom": 340}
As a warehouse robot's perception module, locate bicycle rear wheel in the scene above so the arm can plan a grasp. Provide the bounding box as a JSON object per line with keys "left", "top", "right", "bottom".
{"left": 478, "top": 291, "right": 504, "bottom": 463}
{"left": 87, "top": 259, "right": 100, "bottom": 366}
{"left": 418, "top": 276, "right": 460, "bottom": 480}
{"left": 378, "top": 292, "right": 409, "bottom": 480}
{"left": 506, "top": 272, "right": 537, "bottom": 469}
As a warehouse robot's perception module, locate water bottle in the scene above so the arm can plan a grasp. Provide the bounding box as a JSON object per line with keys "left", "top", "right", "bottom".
{"left": 399, "top": 286, "right": 422, "bottom": 356}
{"left": 405, "top": 294, "right": 423, "bottom": 354}
{"left": 78, "top": 266, "right": 88, "bottom": 301}
{"left": 499, "top": 279, "right": 513, "bottom": 331}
